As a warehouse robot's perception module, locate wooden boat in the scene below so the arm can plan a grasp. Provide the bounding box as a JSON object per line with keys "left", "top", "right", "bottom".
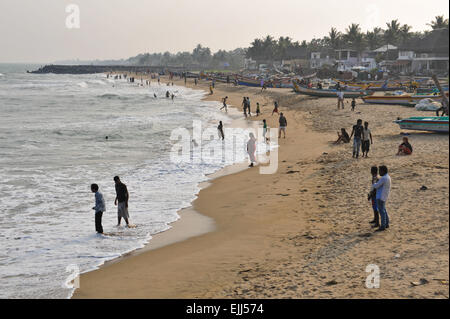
{"left": 292, "top": 81, "right": 368, "bottom": 98}
{"left": 334, "top": 79, "right": 405, "bottom": 91}
{"left": 394, "top": 116, "right": 449, "bottom": 133}
{"left": 237, "top": 77, "right": 293, "bottom": 88}
{"left": 362, "top": 92, "right": 448, "bottom": 106}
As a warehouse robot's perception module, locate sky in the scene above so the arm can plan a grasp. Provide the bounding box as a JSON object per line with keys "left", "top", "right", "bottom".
{"left": 0, "top": 0, "right": 448, "bottom": 63}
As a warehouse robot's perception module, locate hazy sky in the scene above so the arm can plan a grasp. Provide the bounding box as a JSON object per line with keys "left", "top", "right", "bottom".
{"left": 0, "top": 0, "right": 448, "bottom": 63}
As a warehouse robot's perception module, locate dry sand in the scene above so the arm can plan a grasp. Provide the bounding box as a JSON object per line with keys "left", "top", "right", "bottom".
{"left": 73, "top": 74, "right": 449, "bottom": 299}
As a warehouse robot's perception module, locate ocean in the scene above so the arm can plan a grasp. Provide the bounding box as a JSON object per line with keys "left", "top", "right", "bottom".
{"left": 0, "top": 64, "right": 265, "bottom": 298}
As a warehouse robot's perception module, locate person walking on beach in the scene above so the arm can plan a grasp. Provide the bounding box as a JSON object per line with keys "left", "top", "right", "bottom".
{"left": 368, "top": 166, "right": 380, "bottom": 228}
{"left": 351, "top": 98, "right": 356, "bottom": 111}
{"left": 242, "top": 97, "right": 248, "bottom": 117}
{"left": 209, "top": 85, "right": 214, "bottom": 95}
{"left": 114, "top": 176, "right": 130, "bottom": 227}
{"left": 256, "top": 102, "right": 261, "bottom": 116}
{"left": 337, "top": 89, "right": 345, "bottom": 109}
{"left": 247, "top": 132, "right": 257, "bottom": 167}
{"left": 217, "top": 121, "right": 225, "bottom": 140}
{"left": 349, "top": 119, "right": 363, "bottom": 158}
{"left": 371, "top": 165, "right": 391, "bottom": 231}
{"left": 278, "top": 112, "right": 287, "bottom": 139}
{"left": 247, "top": 97, "right": 252, "bottom": 116}
{"left": 220, "top": 96, "right": 228, "bottom": 112}
{"left": 91, "top": 183, "right": 105, "bottom": 234}
{"left": 272, "top": 101, "right": 279, "bottom": 115}
{"left": 262, "top": 119, "right": 269, "bottom": 142}
{"left": 362, "top": 121, "right": 373, "bottom": 158}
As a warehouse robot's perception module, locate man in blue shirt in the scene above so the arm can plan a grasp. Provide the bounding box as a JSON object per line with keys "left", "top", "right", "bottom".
{"left": 371, "top": 166, "right": 391, "bottom": 231}
{"left": 91, "top": 183, "right": 106, "bottom": 234}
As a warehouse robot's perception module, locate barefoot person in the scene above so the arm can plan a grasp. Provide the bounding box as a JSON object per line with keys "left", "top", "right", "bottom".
{"left": 217, "top": 121, "right": 225, "bottom": 140}
{"left": 337, "top": 89, "right": 345, "bottom": 109}
{"left": 371, "top": 165, "right": 391, "bottom": 231}
{"left": 114, "top": 176, "right": 130, "bottom": 227}
{"left": 262, "top": 119, "right": 269, "bottom": 142}
{"left": 220, "top": 96, "right": 228, "bottom": 112}
{"left": 272, "top": 101, "right": 279, "bottom": 115}
{"left": 334, "top": 128, "right": 350, "bottom": 144}
{"left": 278, "top": 112, "right": 287, "bottom": 139}
{"left": 397, "top": 137, "right": 413, "bottom": 155}
{"left": 368, "top": 167, "right": 379, "bottom": 228}
{"left": 362, "top": 121, "right": 373, "bottom": 158}
{"left": 91, "top": 183, "right": 105, "bottom": 234}
{"left": 256, "top": 102, "right": 261, "bottom": 116}
{"left": 247, "top": 132, "right": 257, "bottom": 167}
{"left": 349, "top": 119, "right": 363, "bottom": 158}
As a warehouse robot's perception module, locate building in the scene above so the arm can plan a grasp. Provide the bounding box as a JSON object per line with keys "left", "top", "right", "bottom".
{"left": 310, "top": 51, "right": 335, "bottom": 69}
{"left": 335, "top": 49, "right": 359, "bottom": 72}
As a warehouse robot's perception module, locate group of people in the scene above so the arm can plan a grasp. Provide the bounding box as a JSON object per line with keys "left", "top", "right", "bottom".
{"left": 335, "top": 119, "right": 373, "bottom": 158}
{"left": 90, "top": 176, "right": 131, "bottom": 234}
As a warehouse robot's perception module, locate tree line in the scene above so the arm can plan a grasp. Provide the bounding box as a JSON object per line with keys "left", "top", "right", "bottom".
{"left": 127, "top": 15, "right": 448, "bottom": 69}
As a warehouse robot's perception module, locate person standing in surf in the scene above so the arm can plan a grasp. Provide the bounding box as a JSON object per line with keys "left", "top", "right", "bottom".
{"left": 218, "top": 121, "right": 225, "bottom": 140}
{"left": 247, "top": 132, "right": 257, "bottom": 167}
{"left": 91, "top": 184, "right": 105, "bottom": 234}
{"left": 114, "top": 176, "right": 131, "bottom": 227}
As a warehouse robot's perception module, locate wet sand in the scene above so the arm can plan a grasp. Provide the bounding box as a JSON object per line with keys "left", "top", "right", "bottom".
{"left": 73, "top": 75, "right": 448, "bottom": 299}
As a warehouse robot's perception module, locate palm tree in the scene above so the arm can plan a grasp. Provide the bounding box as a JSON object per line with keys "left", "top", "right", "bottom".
{"left": 399, "top": 24, "right": 412, "bottom": 45}
{"left": 366, "top": 27, "right": 383, "bottom": 50}
{"left": 261, "top": 35, "right": 277, "bottom": 61}
{"left": 384, "top": 20, "right": 401, "bottom": 45}
{"left": 428, "top": 15, "right": 449, "bottom": 30}
{"left": 343, "top": 24, "right": 366, "bottom": 61}
{"left": 325, "top": 27, "right": 341, "bottom": 50}
{"left": 344, "top": 23, "right": 362, "bottom": 46}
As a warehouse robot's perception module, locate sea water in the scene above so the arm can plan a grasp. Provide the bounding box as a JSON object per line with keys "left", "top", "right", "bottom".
{"left": 0, "top": 64, "right": 268, "bottom": 298}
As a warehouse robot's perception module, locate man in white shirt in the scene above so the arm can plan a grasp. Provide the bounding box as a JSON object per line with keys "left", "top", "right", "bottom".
{"left": 337, "top": 89, "right": 344, "bottom": 109}
{"left": 371, "top": 165, "right": 391, "bottom": 231}
{"left": 362, "top": 121, "right": 373, "bottom": 158}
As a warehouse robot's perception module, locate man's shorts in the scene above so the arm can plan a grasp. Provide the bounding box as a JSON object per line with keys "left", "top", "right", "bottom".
{"left": 118, "top": 202, "right": 129, "bottom": 219}
{"left": 362, "top": 140, "right": 370, "bottom": 152}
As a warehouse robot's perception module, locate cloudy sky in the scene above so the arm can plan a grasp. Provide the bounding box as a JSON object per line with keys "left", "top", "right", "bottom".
{"left": 0, "top": 0, "right": 448, "bottom": 63}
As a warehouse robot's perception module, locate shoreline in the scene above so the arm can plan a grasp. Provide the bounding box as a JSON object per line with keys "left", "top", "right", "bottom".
{"left": 73, "top": 73, "right": 448, "bottom": 299}
{"left": 71, "top": 74, "right": 262, "bottom": 296}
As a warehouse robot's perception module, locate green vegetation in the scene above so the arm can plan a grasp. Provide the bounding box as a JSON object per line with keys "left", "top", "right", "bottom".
{"left": 126, "top": 16, "right": 448, "bottom": 68}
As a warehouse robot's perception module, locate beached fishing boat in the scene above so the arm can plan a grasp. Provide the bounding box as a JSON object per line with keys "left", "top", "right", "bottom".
{"left": 394, "top": 116, "right": 449, "bottom": 133}
{"left": 237, "top": 77, "right": 293, "bottom": 88}
{"left": 334, "top": 79, "right": 405, "bottom": 91}
{"left": 292, "top": 81, "right": 368, "bottom": 98}
{"left": 362, "top": 92, "right": 447, "bottom": 106}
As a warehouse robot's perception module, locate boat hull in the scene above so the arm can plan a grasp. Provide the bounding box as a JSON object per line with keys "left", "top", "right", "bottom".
{"left": 293, "top": 82, "right": 367, "bottom": 98}
{"left": 362, "top": 94, "right": 445, "bottom": 106}
{"left": 395, "top": 117, "right": 449, "bottom": 133}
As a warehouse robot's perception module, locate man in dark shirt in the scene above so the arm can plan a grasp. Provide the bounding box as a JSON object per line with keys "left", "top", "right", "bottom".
{"left": 349, "top": 119, "right": 363, "bottom": 158}
{"left": 114, "top": 176, "right": 130, "bottom": 227}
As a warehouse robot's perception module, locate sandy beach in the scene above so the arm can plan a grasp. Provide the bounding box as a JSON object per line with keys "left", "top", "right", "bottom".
{"left": 73, "top": 75, "right": 449, "bottom": 299}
